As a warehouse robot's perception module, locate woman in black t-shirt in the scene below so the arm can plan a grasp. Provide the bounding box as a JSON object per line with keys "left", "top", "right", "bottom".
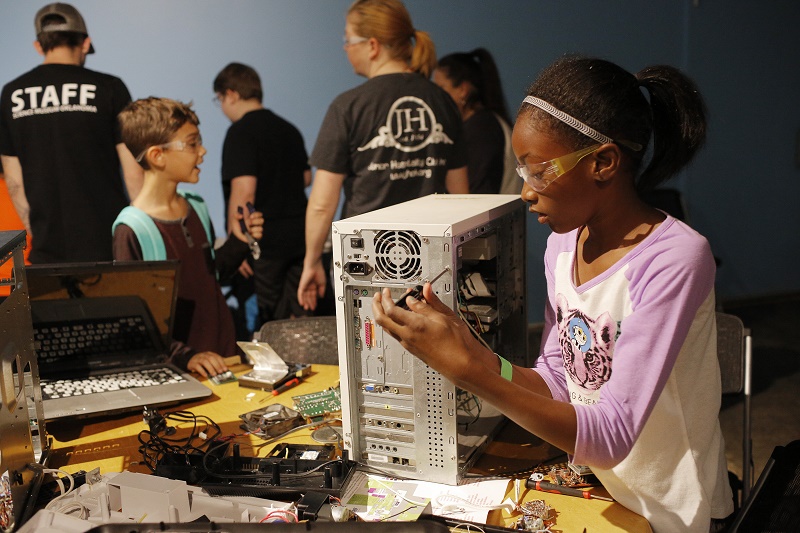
{"left": 297, "top": 0, "right": 469, "bottom": 312}
{"left": 433, "top": 48, "right": 520, "bottom": 195}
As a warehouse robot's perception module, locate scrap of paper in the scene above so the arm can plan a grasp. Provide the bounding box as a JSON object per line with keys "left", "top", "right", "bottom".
{"left": 340, "top": 469, "right": 511, "bottom": 523}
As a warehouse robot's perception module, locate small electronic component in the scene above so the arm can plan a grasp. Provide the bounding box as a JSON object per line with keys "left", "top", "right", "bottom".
{"left": 292, "top": 387, "right": 342, "bottom": 423}
{"left": 239, "top": 404, "right": 303, "bottom": 437}
{"left": 364, "top": 318, "right": 373, "bottom": 348}
{"left": 267, "top": 444, "right": 337, "bottom": 460}
{"left": 548, "top": 463, "right": 597, "bottom": 487}
{"left": 209, "top": 370, "right": 237, "bottom": 385}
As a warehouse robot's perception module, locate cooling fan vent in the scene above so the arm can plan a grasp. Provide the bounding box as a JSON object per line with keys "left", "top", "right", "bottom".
{"left": 373, "top": 230, "right": 423, "bottom": 281}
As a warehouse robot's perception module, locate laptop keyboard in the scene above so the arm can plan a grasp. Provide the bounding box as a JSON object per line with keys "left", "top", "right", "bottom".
{"left": 40, "top": 367, "right": 187, "bottom": 400}
{"left": 34, "top": 315, "right": 187, "bottom": 401}
{"left": 34, "top": 315, "right": 156, "bottom": 363}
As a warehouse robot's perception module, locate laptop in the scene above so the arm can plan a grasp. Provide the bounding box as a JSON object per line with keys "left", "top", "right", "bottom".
{"left": 25, "top": 261, "right": 212, "bottom": 420}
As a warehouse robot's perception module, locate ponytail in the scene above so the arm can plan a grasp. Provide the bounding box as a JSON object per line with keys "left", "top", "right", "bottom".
{"left": 522, "top": 55, "right": 707, "bottom": 191}
{"left": 410, "top": 29, "right": 436, "bottom": 78}
{"left": 636, "top": 65, "right": 707, "bottom": 190}
{"left": 437, "top": 47, "right": 510, "bottom": 124}
{"left": 471, "top": 48, "right": 510, "bottom": 125}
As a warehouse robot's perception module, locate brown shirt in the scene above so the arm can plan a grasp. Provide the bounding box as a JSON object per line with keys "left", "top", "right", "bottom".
{"left": 112, "top": 206, "right": 247, "bottom": 367}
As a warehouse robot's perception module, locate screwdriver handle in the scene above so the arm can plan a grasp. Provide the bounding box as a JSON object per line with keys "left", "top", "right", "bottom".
{"left": 395, "top": 285, "right": 423, "bottom": 309}
{"left": 525, "top": 479, "right": 613, "bottom": 502}
{"left": 394, "top": 267, "right": 450, "bottom": 309}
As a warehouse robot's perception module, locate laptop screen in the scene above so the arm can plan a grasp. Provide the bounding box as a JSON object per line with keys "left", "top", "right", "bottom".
{"left": 24, "top": 260, "right": 180, "bottom": 347}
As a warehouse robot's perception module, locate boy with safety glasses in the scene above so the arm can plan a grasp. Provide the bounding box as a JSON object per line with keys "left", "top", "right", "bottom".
{"left": 112, "top": 97, "right": 264, "bottom": 378}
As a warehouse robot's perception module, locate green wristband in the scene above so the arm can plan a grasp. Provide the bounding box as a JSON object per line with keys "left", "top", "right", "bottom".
{"left": 496, "top": 353, "right": 513, "bottom": 381}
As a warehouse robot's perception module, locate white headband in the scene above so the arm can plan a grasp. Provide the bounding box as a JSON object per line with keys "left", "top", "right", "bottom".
{"left": 522, "top": 96, "right": 614, "bottom": 145}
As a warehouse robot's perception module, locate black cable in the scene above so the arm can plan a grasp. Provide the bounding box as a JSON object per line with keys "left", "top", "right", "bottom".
{"left": 136, "top": 409, "right": 222, "bottom": 472}
{"left": 200, "top": 419, "right": 344, "bottom": 480}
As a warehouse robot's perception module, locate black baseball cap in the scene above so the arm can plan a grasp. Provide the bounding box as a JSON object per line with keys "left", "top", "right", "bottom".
{"left": 34, "top": 3, "right": 95, "bottom": 54}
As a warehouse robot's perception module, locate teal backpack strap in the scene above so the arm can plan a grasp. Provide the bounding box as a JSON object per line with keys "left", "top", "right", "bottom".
{"left": 112, "top": 206, "right": 167, "bottom": 261}
{"left": 179, "top": 190, "right": 215, "bottom": 261}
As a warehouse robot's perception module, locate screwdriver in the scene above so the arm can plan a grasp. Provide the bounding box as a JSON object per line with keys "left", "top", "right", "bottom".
{"left": 394, "top": 267, "right": 450, "bottom": 309}
{"left": 525, "top": 478, "right": 614, "bottom": 502}
{"left": 271, "top": 377, "right": 301, "bottom": 396}
{"left": 237, "top": 202, "right": 262, "bottom": 260}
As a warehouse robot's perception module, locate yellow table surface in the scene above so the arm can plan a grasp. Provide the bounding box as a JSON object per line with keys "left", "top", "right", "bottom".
{"left": 45, "top": 364, "right": 650, "bottom": 532}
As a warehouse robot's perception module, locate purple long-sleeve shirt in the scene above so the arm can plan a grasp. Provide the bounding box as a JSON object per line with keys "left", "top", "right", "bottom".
{"left": 533, "top": 215, "right": 733, "bottom": 531}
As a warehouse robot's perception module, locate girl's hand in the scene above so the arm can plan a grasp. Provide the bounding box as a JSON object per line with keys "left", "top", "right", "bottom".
{"left": 371, "top": 283, "right": 490, "bottom": 386}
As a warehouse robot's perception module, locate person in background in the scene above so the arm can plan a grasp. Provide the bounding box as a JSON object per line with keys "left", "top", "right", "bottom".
{"left": 372, "top": 55, "right": 734, "bottom": 532}
{"left": 113, "top": 97, "right": 264, "bottom": 378}
{"left": 298, "top": 0, "right": 469, "bottom": 312}
{"left": 0, "top": 2, "right": 142, "bottom": 264}
{"left": 213, "top": 63, "right": 312, "bottom": 335}
{"left": 433, "top": 48, "right": 519, "bottom": 194}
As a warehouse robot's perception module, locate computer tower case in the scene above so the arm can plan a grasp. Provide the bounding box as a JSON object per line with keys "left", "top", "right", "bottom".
{"left": 332, "top": 194, "right": 527, "bottom": 485}
{"left": 0, "top": 231, "right": 48, "bottom": 532}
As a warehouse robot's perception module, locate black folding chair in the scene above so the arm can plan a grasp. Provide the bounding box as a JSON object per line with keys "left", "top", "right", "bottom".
{"left": 728, "top": 440, "right": 800, "bottom": 532}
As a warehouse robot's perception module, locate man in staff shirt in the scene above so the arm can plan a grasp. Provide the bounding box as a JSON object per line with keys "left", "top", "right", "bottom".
{"left": 0, "top": 2, "right": 142, "bottom": 263}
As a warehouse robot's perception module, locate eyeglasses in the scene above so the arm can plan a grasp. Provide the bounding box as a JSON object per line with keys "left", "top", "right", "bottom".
{"left": 135, "top": 136, "right": 204, "bottom": 163}
{"left": 212, "top": 93, "right": 224, "bottom": 106}
{"left": 516, "top": 144, "right": 600, "bottom": 192}
{"left": 343, "top": 35, "right": 368, "bottom": 47}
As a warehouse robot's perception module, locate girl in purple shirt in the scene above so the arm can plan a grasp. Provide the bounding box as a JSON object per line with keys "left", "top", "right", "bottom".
{"left": 373, "top": 56, "right": 734, "bottom": 532}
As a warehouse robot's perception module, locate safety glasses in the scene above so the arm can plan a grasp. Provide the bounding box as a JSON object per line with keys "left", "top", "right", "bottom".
{"left": 135, "top": 136, "right": 204, "bottom": 163}
{"left": 515, "top": 144, "right": 600, "bottom": 192}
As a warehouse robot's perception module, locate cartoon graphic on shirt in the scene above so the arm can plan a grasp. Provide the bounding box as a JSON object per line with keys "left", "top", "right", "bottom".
{"left": 556, "top": 294, "right": 616, "bottom": 392}
{"left": 358, "top": 96, "right": 453, "bottom": 153}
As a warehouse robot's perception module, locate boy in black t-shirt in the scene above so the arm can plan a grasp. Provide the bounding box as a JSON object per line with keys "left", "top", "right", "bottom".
{"left": 213, "top": 63, "right": 318, "bottom": 332}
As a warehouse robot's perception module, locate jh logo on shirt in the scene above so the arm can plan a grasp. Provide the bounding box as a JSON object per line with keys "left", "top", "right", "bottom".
{"left": 358, "top": 96, "right": 453, "bottom": 153}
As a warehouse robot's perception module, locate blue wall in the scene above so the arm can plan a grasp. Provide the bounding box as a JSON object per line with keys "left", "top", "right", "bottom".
{"left": 686, "top": 2, "right": 800, "bottom": 302}
{"left": 2, "top": 0, "right": 798, "bottom": 320}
